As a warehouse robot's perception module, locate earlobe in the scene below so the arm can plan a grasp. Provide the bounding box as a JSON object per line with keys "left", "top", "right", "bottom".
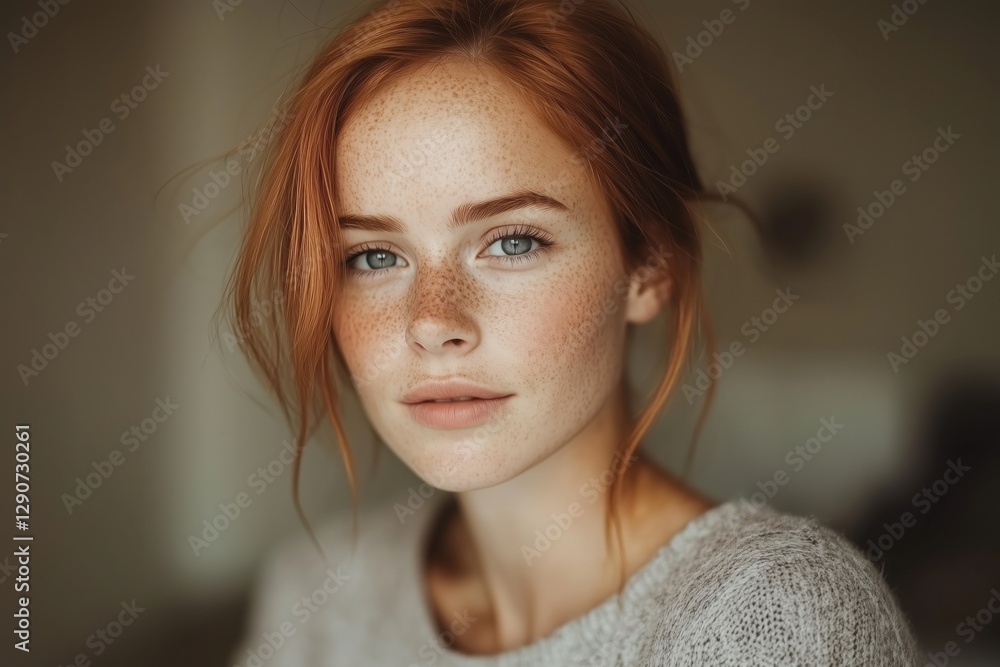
{"left": 625, "top": 269, "right": 671, "bottom": 324}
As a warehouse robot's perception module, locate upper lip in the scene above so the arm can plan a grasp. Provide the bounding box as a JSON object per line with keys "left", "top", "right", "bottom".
{"left": 402, "top": 379, "right": 511, "bottom": 404}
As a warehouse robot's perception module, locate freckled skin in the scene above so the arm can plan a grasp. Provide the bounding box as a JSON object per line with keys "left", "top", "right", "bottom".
{"left": 332, "top": 58, "right": 643, "bottom": 492}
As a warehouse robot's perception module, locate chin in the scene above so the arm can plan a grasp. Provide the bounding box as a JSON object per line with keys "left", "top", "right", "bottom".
{"left": 399, "top": 436, "right": 530, "bottom": 493}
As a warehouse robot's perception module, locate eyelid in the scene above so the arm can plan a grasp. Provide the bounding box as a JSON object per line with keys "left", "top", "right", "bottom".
{"left": 345, "top": 241, "right": 400, "bottom": 258}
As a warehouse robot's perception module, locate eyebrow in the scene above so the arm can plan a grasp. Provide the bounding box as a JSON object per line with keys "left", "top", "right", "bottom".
{"left": 337, "top": 190, "right": 569, "bottom": 233}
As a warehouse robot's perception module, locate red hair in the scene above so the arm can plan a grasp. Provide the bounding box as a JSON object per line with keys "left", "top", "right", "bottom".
{"left": 222, "top": 0, "right": 752, "bottom": 583}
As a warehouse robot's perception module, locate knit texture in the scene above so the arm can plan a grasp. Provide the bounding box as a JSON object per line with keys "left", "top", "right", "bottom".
{"left": 230, "top": 492, "right": 920, "bottom": 666}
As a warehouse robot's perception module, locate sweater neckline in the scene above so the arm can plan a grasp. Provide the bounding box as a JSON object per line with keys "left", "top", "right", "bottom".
{"left": 402, "top": 490, "right": 750, "bottom": 665}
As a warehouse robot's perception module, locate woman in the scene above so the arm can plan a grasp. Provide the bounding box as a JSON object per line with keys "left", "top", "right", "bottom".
{"left": 224, "top": 0, "right": 920, "bottom": 664}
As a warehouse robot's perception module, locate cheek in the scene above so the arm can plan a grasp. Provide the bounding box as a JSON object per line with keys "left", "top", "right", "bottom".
{"left": 565, "top": 275, "right": 627, "bottom": 377}
{"left": 501, "top": 257, "right": 627, "bottom": 392}
{"left": 333, "top": 292, "right": 406, "bottom": 387}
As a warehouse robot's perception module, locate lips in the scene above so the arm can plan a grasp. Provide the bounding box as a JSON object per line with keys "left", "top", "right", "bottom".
{"left": 405, "top": 395, "right": 511, "bottom": 429}
{"left": 401, "top": 379, "right": 510, "bottom": 405}
{"left": 401, "top": 379, "right": 513, "bottom": 429}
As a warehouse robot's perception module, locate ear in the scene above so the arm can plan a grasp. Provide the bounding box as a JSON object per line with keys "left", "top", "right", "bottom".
{"left": 625, "top": 262, "right": 671, "bottom": 324}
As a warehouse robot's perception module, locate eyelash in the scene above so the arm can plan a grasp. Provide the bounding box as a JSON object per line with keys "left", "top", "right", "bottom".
{"left": 344, "top": 225, "right": 557, "bottom": 279}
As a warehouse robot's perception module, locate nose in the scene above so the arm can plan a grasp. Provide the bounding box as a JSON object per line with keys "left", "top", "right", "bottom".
{"left": 405, "top": 264, "right": 481, "bottom": 355}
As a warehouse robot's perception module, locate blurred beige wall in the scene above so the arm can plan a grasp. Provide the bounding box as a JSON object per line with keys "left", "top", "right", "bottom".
{"left": 1, "top": 0, "right": 997, "bottom": 663}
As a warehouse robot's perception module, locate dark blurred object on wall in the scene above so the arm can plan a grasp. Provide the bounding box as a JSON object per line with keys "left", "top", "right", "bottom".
{"left": 756, "top": 176, "right": 838, "bottom": 269}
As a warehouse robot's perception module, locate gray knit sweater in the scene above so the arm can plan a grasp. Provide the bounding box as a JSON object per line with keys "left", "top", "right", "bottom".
{"left": 230, "top": 492, "right": 920, "bottom": 666}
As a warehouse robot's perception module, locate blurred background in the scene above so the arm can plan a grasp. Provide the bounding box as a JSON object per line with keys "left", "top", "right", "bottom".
{"left": 1, "top": 0, "right": 997, "bottom": 664}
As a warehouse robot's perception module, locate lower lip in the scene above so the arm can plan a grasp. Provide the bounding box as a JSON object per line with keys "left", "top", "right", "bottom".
{"left": 405, "top": 396, "right": 511, "bottom": 429}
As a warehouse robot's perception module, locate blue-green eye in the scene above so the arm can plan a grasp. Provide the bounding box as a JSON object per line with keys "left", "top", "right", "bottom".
{"left": 485, "top": 235, "right": 535, "bottom": 257}
{"left": 345, "top": 244, "right": 406, "bottom": 274}
{"left": 482, "top": 224, "right": 557, "bottom": 264}
{"left": 347, "top": 248, "right": 399, "bottom": 270}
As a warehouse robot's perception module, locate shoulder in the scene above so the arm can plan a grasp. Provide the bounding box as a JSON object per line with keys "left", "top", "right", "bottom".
{"left": 640, "top": 501, "right": 920, "bottom": 667}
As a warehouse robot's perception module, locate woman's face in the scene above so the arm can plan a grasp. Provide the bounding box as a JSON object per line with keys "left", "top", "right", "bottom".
{"left": 332, "top": 59, "right": 662, "bottom": 491}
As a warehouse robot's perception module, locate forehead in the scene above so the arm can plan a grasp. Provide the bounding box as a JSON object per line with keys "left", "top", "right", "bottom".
{"left": 334, "top": 59, "right": 586, "bottom": 223}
